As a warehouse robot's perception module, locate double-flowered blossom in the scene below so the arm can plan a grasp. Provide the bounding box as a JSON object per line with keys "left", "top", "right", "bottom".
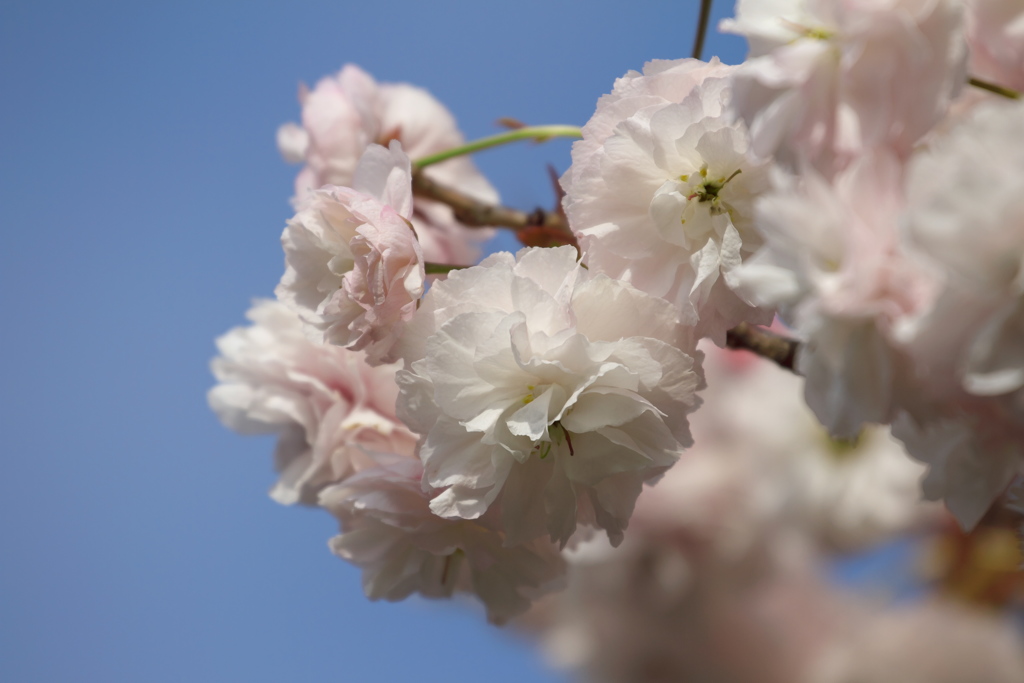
{"left": 893, "top": 98, "right": 1024, "bottom": 527}
{"left": 562, "top": 58, "right": 773, "bottom": 343}
{"left": 395, "top": 246, "right": 704, "bottom": 548}
{"left": 277, "top": 63, "right": 497, "bottom": 264}
{"left": 320, "top": 454, "right": 566, "bottom": 624}
{"left": 735, "top": 151, "right": 935, "bottom": 439}
{"left": 208, "top": 300, "right": 416, "bottom": 505}
{"left": 722, "top": 0, "right": 967, "bottom": 177}
{"left": 693, "top": 344, "right": 936, "bottom": 551}
{"left": 276, "top": 141, "right": 424, "bottom": 365}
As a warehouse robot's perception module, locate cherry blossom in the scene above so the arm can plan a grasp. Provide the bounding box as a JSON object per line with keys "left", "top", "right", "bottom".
{"left": 276, "top": 141, "right": 424, "bottom": 365}
{"left": 320, "top": 454, "right": 566, "bottom": 624}
{"left": 734, "top": 151, "right": 934, "bottom": 438}
{"left": 208, "top": 300, "right": 416, "bottom": 505}
{"left": 563, "top": 63, "right": 774, "bottom": 343}
{"left": 721, "top": 0, "right": 967, "bottom": 177}
{"left": 892, "top": 98, "right": 1024, "bottom": 527}
{"left": 964, "top": 0, "right": 1024, "bottom": 93}
{"left": 278, "top": 63, "right": 497, "bottom": 264}
{"left": 395, "top": 246, "right": 703, "bottom": 548}
{"left": 692, "top": 344, "right": 937, "bottom": 551}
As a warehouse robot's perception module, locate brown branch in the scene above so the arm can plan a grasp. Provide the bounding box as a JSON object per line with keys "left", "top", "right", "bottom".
{"left": 411, "top": 168, "right": 577, "bottom": 249}
{"left": 725, "top": 322, "right": 799, "bottom": 372}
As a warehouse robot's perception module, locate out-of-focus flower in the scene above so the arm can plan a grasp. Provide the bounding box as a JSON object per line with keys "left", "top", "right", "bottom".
{"left": 278, "top": 63, "right": 497, "bottom": 264}
{"left": 276, "top": 141, "right": 424, "bottom": 365}
{"left": 735, "top": 151, "right": 935, "bottom": 439}
{"left": 563, "top": 59, "right": 773, "bottom": 343}
{"left": 894, "top": 98, "right": 1024, "bottom": 528}
{"left": 721, "top": 0, "right": 967, "bottom": 177}
{"left": 812, "top": 600, "right": 1024, "bottom": 683}
{"left": 531, "top": 496, "right": 846, "bottom": 683}
{"left": 320, "top": 454, "right": 566, "bottom": 624}
{"left": 208, "top": 300, "right": 416, "bottom": 505}
{"left": 964, "top": 0, "right": 1024, "bottom": 92}
{"left": 396, "top": 246, "right": 703, "bottom": 548}
{"left": 693, "top": 344, "right": 938, "bottom": 551}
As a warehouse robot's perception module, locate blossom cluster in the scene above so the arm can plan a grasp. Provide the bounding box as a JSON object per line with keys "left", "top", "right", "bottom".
{"left": 209, "top": 0, "right": 1024, "bottom": 665}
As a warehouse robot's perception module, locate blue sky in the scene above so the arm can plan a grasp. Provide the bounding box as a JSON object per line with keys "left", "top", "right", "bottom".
{"left": 0, "top": 2, "right": 747, "bottom": 680}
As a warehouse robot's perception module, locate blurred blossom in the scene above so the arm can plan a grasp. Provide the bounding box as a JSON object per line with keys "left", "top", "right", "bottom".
{"left": 735, "top": 152, "right": 935, "bottom": 439}
{"left": 812, "top": 600, "right": 1024, "bottom": 683}
{"left": 964, "top": 0, "right": 1024, "bottom": 92}
{"left": 690, "top": 344, "right": 939, "bottom": 552}
{"left": 721, "top": 0, "right": 967, "bottom": 177}
{"left": 895, "top": 98, "right": 1024, "bottom": 528}
{"left": 514, "top": 347, "right": 1020, "bottom": 682}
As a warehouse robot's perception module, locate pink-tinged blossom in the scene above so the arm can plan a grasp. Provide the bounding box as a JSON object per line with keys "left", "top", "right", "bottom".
{"left": 537, "top": 531, "right": 842, "bottom": 683}
{"left": 395, "top": 246, "right": 703, "bottom": 548}
{"left": 735, "top": 151, "right": 936, "bottom": 439}
{"left": 689, "top": 344, "right": 937, "bottom": 552}
{"left": 278, "top": 63, "right": 497, "bottom": 265}
{"left": 965, "top": 0, "right": 1024, "bottom": 93}
{"left": 320, "top": 454, "right": 566, "bottom": 624}
{"left": 521, "top": 395, "right": 1013, "bottom": 683}
{"left": 525, "top": 429, "right": 848, "bottom": 683}
{"left": 562, "top": 62, "right": 774, "bottom": 344}
{"left": 811, "top": 600, "right": 1024, "bottom": 683}
{"left": 276, "top": 141, "right": 424, "bottom": 365}
{"left": 893, "top": 99, "right": 1024, "bottom": 527}
{"left": 721, "top": 0, "right": 967, "bottom": 177}
{"left": 208, "top": 300, "right": 416, "bottom": 505}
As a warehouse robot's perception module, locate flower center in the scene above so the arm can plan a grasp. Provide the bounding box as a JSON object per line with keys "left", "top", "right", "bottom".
{"left": 820, "top": 428, "right": 867, "bottom": 462}
{"left": 679, "top": 165, "right": 743, "bottom": 223}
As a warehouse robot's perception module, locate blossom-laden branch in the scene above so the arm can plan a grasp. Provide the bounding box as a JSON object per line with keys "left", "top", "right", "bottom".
{"left": 411, "top": 167, "right": 578, "bottom": 248}
{"left": 725, "top": 322, "right": 799, "bottom": 372}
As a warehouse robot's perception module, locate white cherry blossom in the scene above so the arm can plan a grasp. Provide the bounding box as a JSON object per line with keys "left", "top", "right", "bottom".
{"left": 563, "top": 67, "right": 773, "bottom": 343}
{"left": 396, "top": 246, "right": 703, "bottom": 548}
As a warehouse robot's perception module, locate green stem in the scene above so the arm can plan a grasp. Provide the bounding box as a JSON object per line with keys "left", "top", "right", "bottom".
{"left": 424, "top": 262, "right": 467, "bottom": 275}
{"left": 692, "top": 0, "right": 713, "bottom": 60}
{"left": 968, "top": 76, "right": 1021, "bottom": 100}
{"left": 413, "top": 125, "right": 583, "bottom": 168}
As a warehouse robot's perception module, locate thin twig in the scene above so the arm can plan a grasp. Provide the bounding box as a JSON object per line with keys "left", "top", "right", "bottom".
{"left": 725, "top": 322, "right": 799, "bottom": 372}
{"left": 968, "top": 76, "right": 1021, "bottom": 100}
{"left": 413, "top": 125, "right": 582, "bottom": 168}
{"left": 411, "top": 168, "right": 577, "bottom": 248}
{"left": 692, "top": 0, "right": 714, "bottom": 60}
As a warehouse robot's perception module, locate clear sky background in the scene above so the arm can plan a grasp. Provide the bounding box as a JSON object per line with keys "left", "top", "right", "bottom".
{"left": 0, "top": 2, "right": 748, "bottom": 681}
